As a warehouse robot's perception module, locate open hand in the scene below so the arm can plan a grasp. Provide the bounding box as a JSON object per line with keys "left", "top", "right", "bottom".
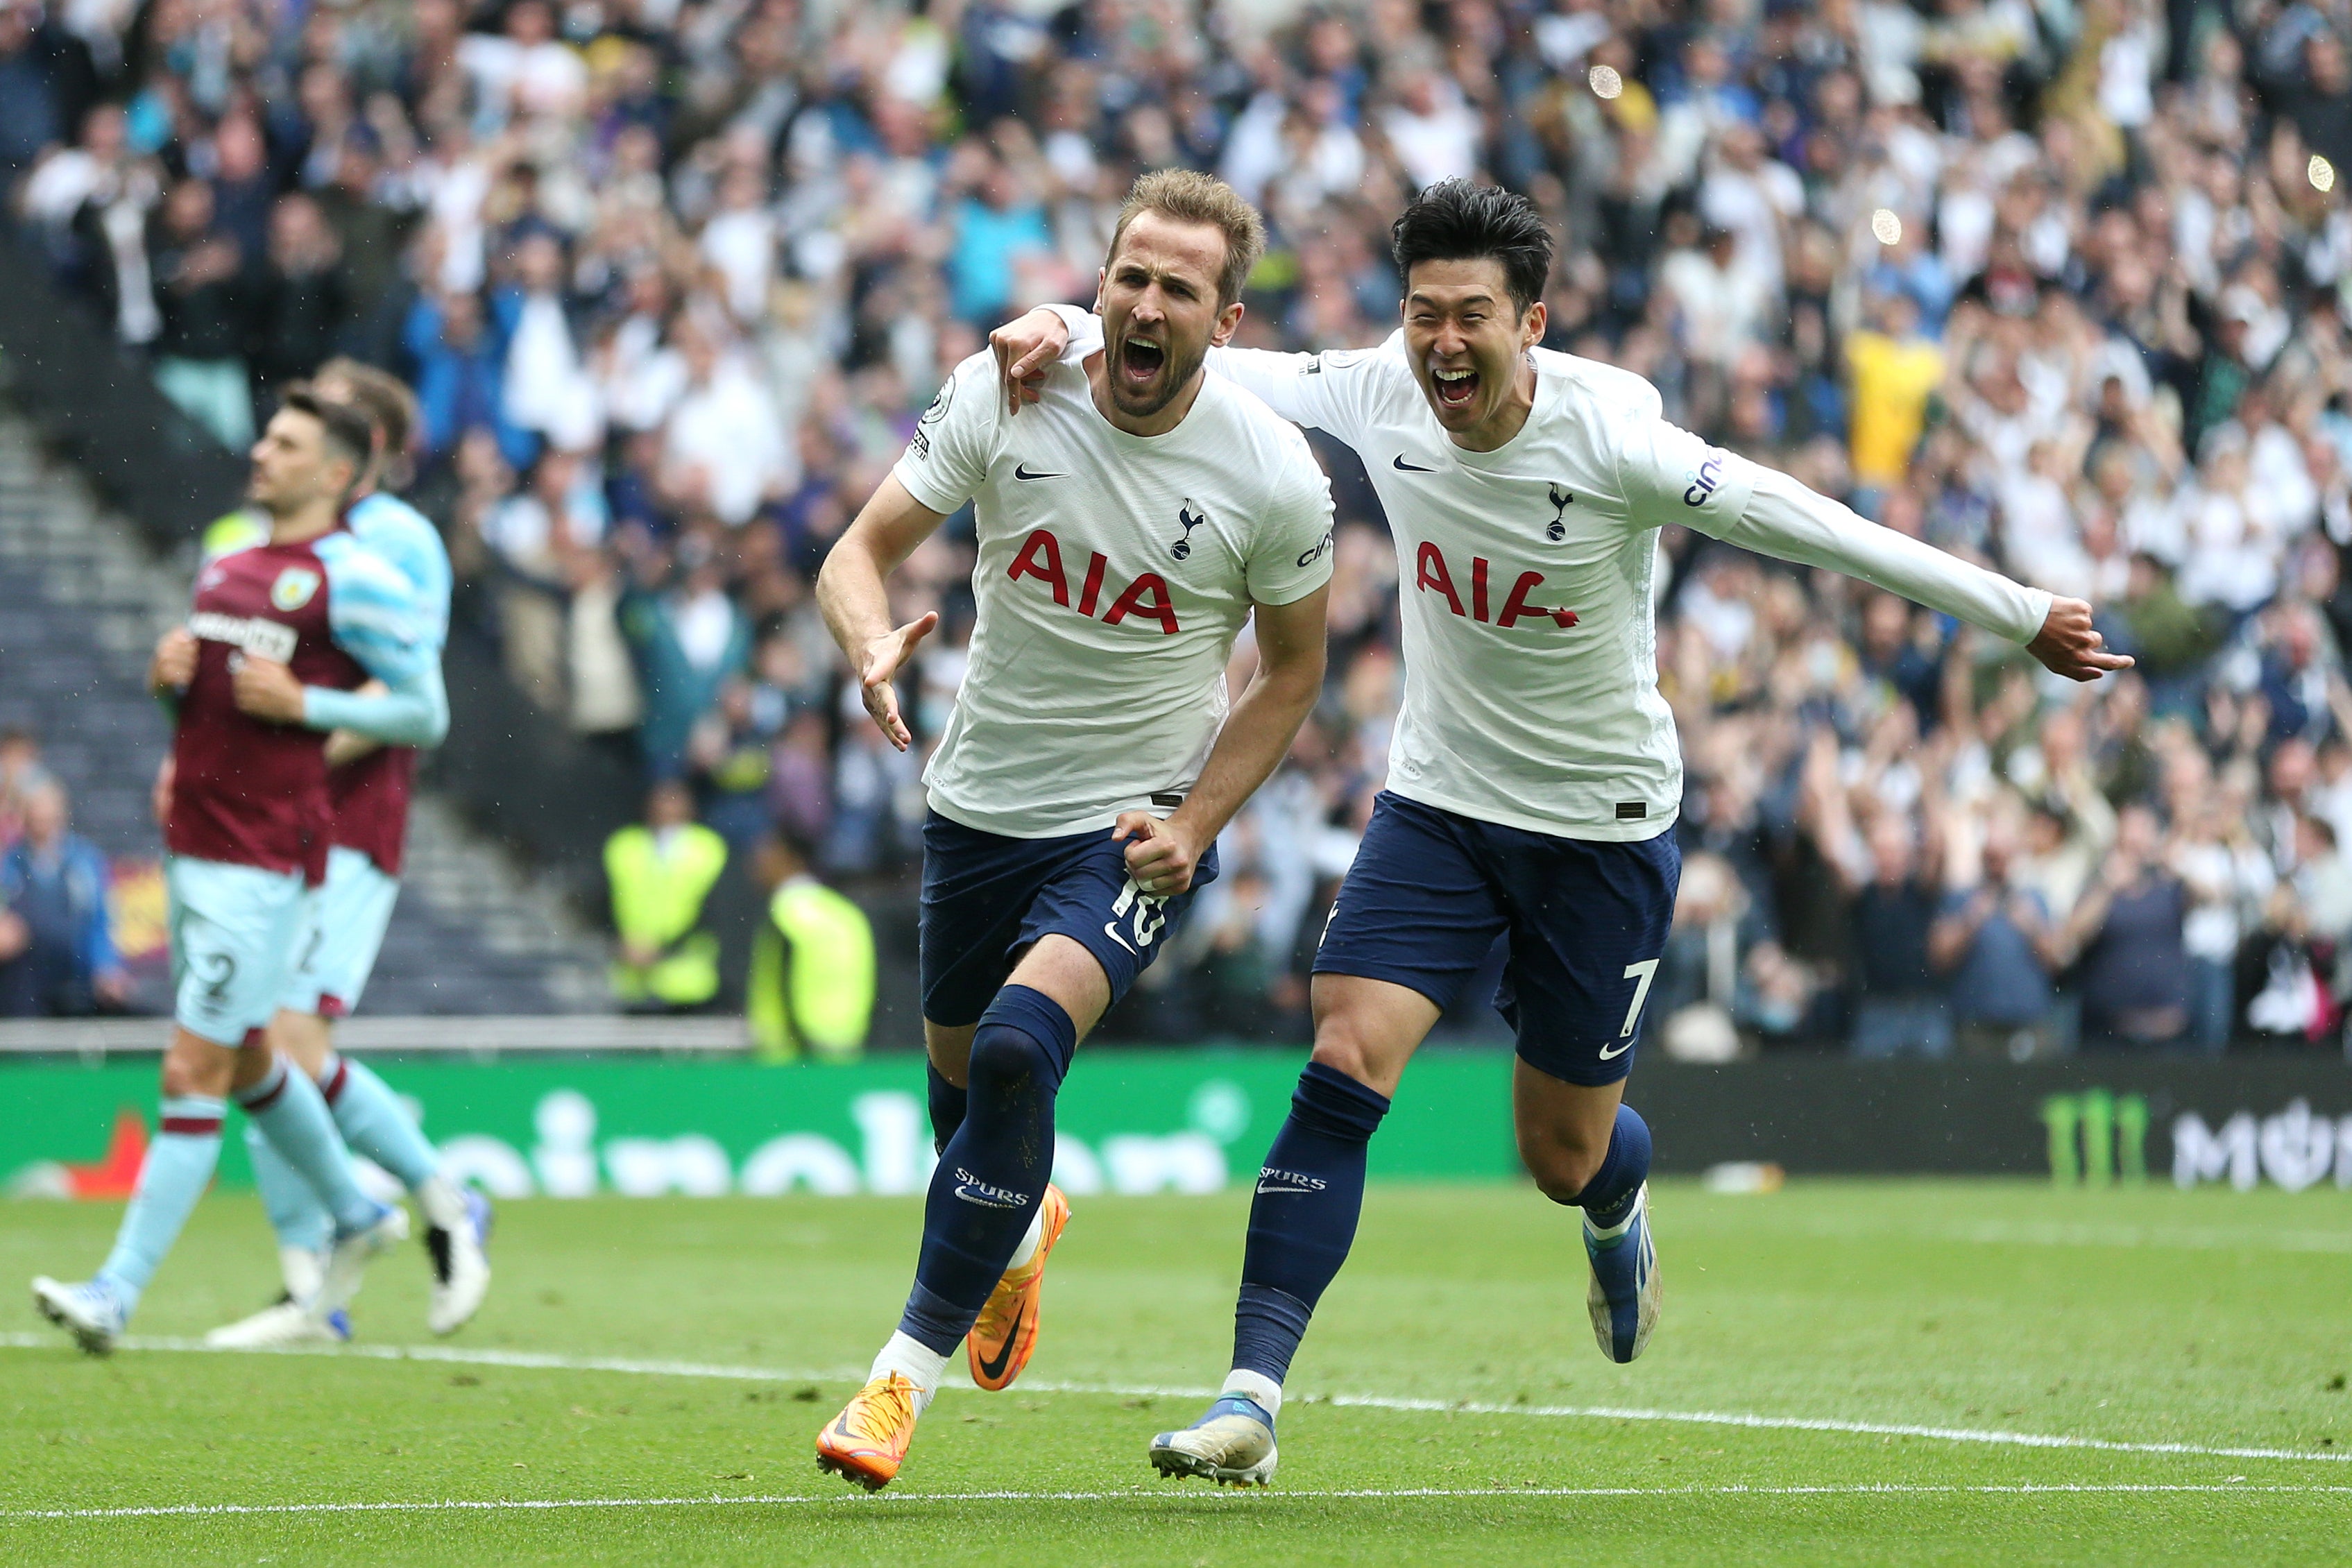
{"left": 2027, "top": 597, "right": 2133, "bottom": 683}
{"left": 857, "top": 612, "right": 939, "bottom": 750}
{"left": 990, "top": 307, "right": 1072, "bottom": 415}
{"left": 1113, "top": 811, "right": 1205, "bottom": 897}
{"left": 232, "top": 657, "right": 307, "bottom": 723}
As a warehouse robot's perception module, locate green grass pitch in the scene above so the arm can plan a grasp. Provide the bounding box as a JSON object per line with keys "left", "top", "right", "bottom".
{"left": 3, "top": 1179, "right": 2349, "bottom": 1565}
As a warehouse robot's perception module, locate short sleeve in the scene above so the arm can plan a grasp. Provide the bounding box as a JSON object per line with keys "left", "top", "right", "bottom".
{"left": 1242, "top": 432, "right": 1337, "bottom": 606}
{"left": 323, "top": 538, "right": 436, "bottom": 685}
{"left": 892, "top": 350, "right": 1003, "bottom": 515}
{"left": 1614, "top": 415, "right": 1761, "bottom": 535}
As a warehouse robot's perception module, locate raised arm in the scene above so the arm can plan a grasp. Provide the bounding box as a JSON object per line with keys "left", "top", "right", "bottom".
{"left": 994, "top": 303, "right": 1353, "bottom": 432}
{"left": 816, "top": 475, "right": 947, "bottom": 751}
{"left": 1115, "top": 584, "right": 1330, "bottom": 896}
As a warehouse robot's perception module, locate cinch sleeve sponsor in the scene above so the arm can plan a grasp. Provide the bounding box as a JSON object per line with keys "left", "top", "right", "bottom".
{"left": 1241, "top": 429, "right": 1338, "bottom": 607}
{"left": 892, "top": 350, "right": 1002, "bottom": 515}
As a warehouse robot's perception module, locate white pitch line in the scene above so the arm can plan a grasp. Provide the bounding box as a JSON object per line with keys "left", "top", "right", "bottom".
{"left": 10, "top": 1483, "right": 2352, "bottom": 1523}
{"left": 6, "top": 1333, "right": 2346, "bottom": 1469}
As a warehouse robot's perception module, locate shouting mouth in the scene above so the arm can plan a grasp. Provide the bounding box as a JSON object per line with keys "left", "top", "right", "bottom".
{"left": 1431, "top": 366, "right": 1479, "bottom": 414}
{"left": 1118, "top": 335, "right": 1167, "bottom": 391}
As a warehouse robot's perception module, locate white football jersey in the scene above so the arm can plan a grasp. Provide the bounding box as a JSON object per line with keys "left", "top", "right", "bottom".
{"left": 1055, "top": 309, "right": 2052, "bottom": 840}
{"left": 893, "top": 343, "right": 1336, "bottom": 838}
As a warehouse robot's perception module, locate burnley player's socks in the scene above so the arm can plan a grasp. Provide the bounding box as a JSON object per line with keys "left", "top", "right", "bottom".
{"left": 245, "top": 1123, "right": 333, "bottom": 1261}
{"left": 926, "top": 1060, "right": 968, "bottom": 1152}
{"left": 236, "top": 1057, "right": 382, "bottom": 1236}
{"left": 322, "top": 1054, "right": 444, "bottom": 1195}
{"left": 1230, "top": 1062, "right": 1391, "bottom": 1386}
{"left": 1567, "top": 1103, "right": 1652, "bottom": 1234}
{"left": 896, "top": 985, "right": 1075, "bottom": 1357}
{"left": 95, "top": 1095, "right": 227, "bottom": 1312}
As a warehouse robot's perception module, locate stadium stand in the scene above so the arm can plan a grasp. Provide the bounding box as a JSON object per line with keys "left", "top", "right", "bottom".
{"left": 3, "top": 0, "right": 2352, "bottom": 1055}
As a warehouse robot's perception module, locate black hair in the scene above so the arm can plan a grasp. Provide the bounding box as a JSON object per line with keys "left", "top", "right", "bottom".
{"left": 1390, "top": 179, "right": 1553, "bottom": 314}
{"left": 280, "top": 385, "right": 376, "bottom": 475}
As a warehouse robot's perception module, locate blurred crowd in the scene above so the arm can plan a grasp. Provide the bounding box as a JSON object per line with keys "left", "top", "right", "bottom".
{"left": 6, "top": 0, "right": 2352, "bottom": 1051}
{"left": 0, "top": 731, "right": 126, "bottom": 1018}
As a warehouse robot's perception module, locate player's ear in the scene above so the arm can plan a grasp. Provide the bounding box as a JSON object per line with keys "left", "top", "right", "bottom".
{"left": 1093, "top": 268, "right": 1108, "bottom": 315}
{"left": 1209, "top": 298, "right": 1245, "bottom": 348}
{"left": 1521, "top": 298, "right": 1547, "bottom": 350}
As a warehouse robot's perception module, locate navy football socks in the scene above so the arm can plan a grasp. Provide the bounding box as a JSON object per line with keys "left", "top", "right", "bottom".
{"left": 1230, "top": 1061, "right": 1391, "bottom": 1385}
{"left": 1566, "top": 1103, "right": 1652, "bottom": 1230}
{"left": 926, "top": 1059, "right": 969, "bottom": 1153}
{"left": 898, "top": 985, "right": 1076, "bottom": 1356}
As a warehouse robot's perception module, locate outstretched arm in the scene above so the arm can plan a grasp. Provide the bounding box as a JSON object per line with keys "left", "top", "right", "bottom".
{"left": 1115, "top": 585, "right": 1330, "bottom": 896}
{"left": 816, "top": 475, "right": 946, "bottom": 751}
{"left": 1636, "top": 426, "right": 2130, "bottom": 681}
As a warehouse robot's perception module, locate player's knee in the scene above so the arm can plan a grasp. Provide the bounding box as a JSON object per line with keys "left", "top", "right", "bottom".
{"left": 1306, "top": 1023, "right": 1384, "bottom": 1092}
{"left": 1520, "top": 1130, "right": 1607, "bottom": 1205}
{"left": 966, "top": 1024, "right": 1055, "bottom": 1094}
{"left": 160, "top": 1035, "right": 235, "bottom": 1100}
{"left": 967, "top": 987, "right": 1080, "bottom": 1098}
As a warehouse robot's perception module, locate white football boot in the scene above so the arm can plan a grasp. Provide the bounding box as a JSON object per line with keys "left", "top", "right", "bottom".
{"left": 1148, "top": 1395, "right": 1279, "bottom": 1487}
{"left": 32, "top": 1276, "right": 127, "bottom": 1355}
{"left": 425, "top": 1186, "right": 493, "bottom": 1336}
{"left": 313, "top": 1203, "right": 409, "bottom": 1323}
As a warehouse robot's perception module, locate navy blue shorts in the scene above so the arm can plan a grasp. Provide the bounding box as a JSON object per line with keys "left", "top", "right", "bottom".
{"left": 920, "top": 812, "right": 1220, "bottom": 1028}
{"left": 1313, "top": 792, "right": 1680, "bottom": 1086}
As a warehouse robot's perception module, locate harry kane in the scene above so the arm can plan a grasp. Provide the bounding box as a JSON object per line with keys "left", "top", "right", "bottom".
{"left": 810, "top": 169, "right": 1336, "bottom": 1490}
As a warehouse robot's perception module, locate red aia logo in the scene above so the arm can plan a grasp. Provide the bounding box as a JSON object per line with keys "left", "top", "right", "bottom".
{"left": 1414, "top": 543, "right": 1578, "bottom": 629}
{"left": 1007, "top": 529, "right": 1182, "bottom": 634}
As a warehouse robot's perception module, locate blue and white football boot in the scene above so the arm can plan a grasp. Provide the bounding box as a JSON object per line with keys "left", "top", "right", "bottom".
{"left": 32, "top": 1276, "right": 128, "bottom": 1355}
{"left": 1584, "top": 1181, "right": 1660, "bottom": 1363}
{"left": 1148, "top": 1395, "right": 1279, "bottom": 1486}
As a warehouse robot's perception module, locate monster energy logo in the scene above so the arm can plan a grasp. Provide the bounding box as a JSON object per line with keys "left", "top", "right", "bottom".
{"left": 2040, "top": 1089, "right": 2150, "bottom": 1186}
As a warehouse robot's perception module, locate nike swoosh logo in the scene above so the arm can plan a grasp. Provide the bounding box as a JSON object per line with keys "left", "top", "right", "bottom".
{"left": 1392, "top": 455, "right": 1435, "bottom": 472}
{"left": 1598, "top": 1037, "right": 1635, "bottom": 1060}
{"left": 1014, "top": 463, "right": 1065, "bottom": 480}
{"left": 975, "top": 1303, "right": 1027, "bottom": 1383}
{"left": 1101, "top": 921, "right": 1134, "bottom": 954}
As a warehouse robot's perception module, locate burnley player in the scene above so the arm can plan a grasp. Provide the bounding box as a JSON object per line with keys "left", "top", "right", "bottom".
{"left": 205, "top": 361, "right": 489, "bottom": 1352}
{"left": 810, "top": 170, "right": 1334, "bottom": 1490}
{"left": 994, "top": 180, "right": 2128, "bottom": 1483}
{"left": 32, "top": 391, "right": 441, "bottom": 1353}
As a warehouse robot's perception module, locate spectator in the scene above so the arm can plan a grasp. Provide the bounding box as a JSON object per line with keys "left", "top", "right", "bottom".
{"left": 602, "top": 781, "right": 727, "bottom": 1014}
{"left": 745, "top": 830, "right": 874, "bottom": 1063}
{"left": 2058, "top": 803, "right": 2192, "bottom": 1051}
{"left": 1930, "top": 819, "right": 2062, "bottom": 1061}
{"left": 621, "top": 545, "right": 750, "bottom": 781}
{"left": 146, "top": 176, "right": 253, "bottom": 448}
{"left": 248, "top": 193, "right": 348, "bottom": 399}
{"left": 0, "top": 777, "right": 126, "bottom": 1017}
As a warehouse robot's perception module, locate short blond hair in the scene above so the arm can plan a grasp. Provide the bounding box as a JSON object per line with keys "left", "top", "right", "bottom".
{"left": 1107, "top": 169, "right": 1267, "bottom": 308}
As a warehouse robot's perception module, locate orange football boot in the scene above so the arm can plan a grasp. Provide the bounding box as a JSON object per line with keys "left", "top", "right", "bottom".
{"left": 966, "top": 1184, "right": 1071, "bottom": 1391}
{"left": 815, "top": 1372, "right": 922, "bottom": 1490}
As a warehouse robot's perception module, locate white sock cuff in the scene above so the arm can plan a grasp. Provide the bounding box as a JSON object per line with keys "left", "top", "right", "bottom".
{"left": 1583, "top": 1184, "right": 1644, "bottom": 1241}
{"left": 280, "top": 1246, "right": 326, "bottom": 1304}
{"left": 1004, "top": 1207, "right": 1046, "bottom": 1272}
{"left": 1221, "top": 1368, "right": 1283, "bottom": 1418}
{"left": 416, "top": 1174, "right": 470, "bottom": 1232}
{"left": 872, "top": 1331, "right": 951, "bottom": 1412}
